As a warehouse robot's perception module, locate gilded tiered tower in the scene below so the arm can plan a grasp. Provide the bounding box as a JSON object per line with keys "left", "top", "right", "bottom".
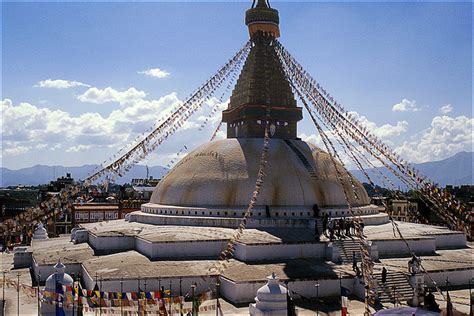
{"left": 222, "top": 0, "right": 302, "bottom": 139}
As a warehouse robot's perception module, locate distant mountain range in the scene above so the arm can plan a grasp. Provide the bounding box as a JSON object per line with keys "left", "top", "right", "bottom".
{"left": 0, "top": 164, "right": 168, "bottom": 187}
{"left": 350, "top": 151, "right": 473, "bottom": 189}
{"left": 1, "top": 151, "right": 472, "bottom": 188}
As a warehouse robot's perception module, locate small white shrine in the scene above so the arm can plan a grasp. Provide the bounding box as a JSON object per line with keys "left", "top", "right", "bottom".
{"left": 249, "top": 273, "right": 289, "bottom": 316}
{"left": 33, "top": 223, "right": 49, "bottom": 240}
{"left": 41, "top": 260, "right": 74, "bottom": 316}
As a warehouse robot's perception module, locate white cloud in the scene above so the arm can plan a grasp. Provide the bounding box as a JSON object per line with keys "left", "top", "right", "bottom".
{"left": 395, "top": 115, "right": 473, "bottom": 163}
{"left": 1, "top": 93, "right": 221, "bottom": 162}
{"left": 299, "top": 132, "right": 323, "bottom": 147}
{"left": 66, "top": 145, "right": 93, "bottom": 153}
{"left": 349, "top": 111, "right": 409, "bottom": 139}
{"left": 4, "top": 146, "right": 31, "bottom": 156}
{"left": 138, "top": 68, "right": 170, "bottom": 79}
{"left": 439, "top": 104, "right": 453, "bottom": 114}
{"left": 77, "top": 87, "right": 146, "bottom": 105}
{"left": 35, "top": 79, "right": 90, "bottom": 89}
{"left": 392, "top": 99, "right": 420, "bottom": 112}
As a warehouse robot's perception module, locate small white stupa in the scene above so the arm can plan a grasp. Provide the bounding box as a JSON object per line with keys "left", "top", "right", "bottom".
{"left": 249, "top": 273, "right": 288, "bottom": 316}
{"left": 41, "top": 260, "right": 74, "bottom": 316}
{"left": 32, "top": 223, "right": 49, "bottom": 240}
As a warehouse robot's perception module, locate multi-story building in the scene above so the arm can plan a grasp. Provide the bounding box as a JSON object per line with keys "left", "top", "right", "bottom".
{"left": 388, "top": 199, "right": 418, "bottom": 222}
{"left": 72, "top": 203, "right": 120, "bottom": 226}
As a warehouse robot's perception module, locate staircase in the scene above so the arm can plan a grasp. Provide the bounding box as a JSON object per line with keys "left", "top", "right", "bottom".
{"left": 284, "top": 140, "right": 318, "bottom": 179}
{"left": 333, "top": 239, "right": 362, "bottom": 264}
{"left": 373, "top": 272, "right": 413, "bottom": 304}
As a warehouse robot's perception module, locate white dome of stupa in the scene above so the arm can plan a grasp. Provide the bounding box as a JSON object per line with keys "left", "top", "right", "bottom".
{"left": 149, "top": 139, "right": 369, "bottom": 208}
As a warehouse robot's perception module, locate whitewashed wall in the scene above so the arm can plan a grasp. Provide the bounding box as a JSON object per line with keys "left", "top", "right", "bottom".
{"left": 234, "top": 242, "right": 326, "bottom": 261}
{"left": 373, "top": 238, "right": 436, "bottom": 257}
{"left": 88, "top": 234, "right": 135, "bottom": 253}
{"left": 135, "top": 238, "right": 228, "bottom": 259}
{"left": 220, "top": 276, "right": 356, "bottom": 304}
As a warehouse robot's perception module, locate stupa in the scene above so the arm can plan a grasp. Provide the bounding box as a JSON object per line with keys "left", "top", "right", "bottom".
{"left": 249, "top": 273, "right": 288, "bottom": 316}
{"left": 136, "top": 0, "right": 378, "bottom": 227}
{"left": 33, "top": 223, "right": 49, "bottom": 240}
{"left": 26, "top": 0, "right": 471, "bottom": 312}
{"left": 41, "top": 260, "right": 74, "bottom": 316}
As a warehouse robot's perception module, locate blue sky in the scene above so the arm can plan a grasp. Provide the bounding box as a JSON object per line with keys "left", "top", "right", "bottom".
{"left": 2, "top": 1, "right": 472, "bottom": 170}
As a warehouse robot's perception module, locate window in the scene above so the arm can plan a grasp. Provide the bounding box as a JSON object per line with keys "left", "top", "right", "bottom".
{"left": 104, "top": 211, "right": 115, "bottom": 220}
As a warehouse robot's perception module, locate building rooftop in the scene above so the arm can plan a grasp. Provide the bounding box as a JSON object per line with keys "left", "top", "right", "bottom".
{"left": 74, "top": 204, "right": 119, "bottom": 210}
{"left": 82, "top": 251, "right": 218, "bottom": 280}
{"left": 31, "top": 236, "right": 95, "bottom": 265}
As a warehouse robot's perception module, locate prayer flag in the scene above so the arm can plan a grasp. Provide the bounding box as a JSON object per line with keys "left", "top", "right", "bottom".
{"left": 56, "top": 280, "right": 66, "bottom": 316}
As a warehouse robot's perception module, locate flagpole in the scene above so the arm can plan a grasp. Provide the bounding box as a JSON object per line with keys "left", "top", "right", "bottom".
{"left": 37, "top": 272, "right": 41, "bottom": 315}
{"left": 137, "top": 276, "right": 140, "bottom": 316}
{"left": 215, "top": 276, "right": 220, "bottom": 316}
{"left": 339, "top": 275, "right": 342, "bottom": 315}
{"left": 169, "top": 279, "right": 172, "bottom": 316}
{"left": 120, "top": 278, "right": 123, "bottom": 316}
{"left": 179, "top": 277, "right": 183, "bottom": 316}
{"left": 191, "top": 283, "right": 197, "bottom": 316}
{"left": 78, "top": 271, "right": 83, "bottom": 316}
{"left": 17, "top": 272, "right": 20, "bottom": 316}
{"left": 144, "top": 277, "right": 147, "bottom": 315}
{"left": 72, "top": 274, "right": 76, "bottom": 316}
{"left": 94, "top": 272, "right": 98, "bottom": 316}
{"left": 2, "top": 271, "right": 5, "bottom": 302}
{"left": 99, "top": 277, "right": 103, "bottom": 316}
{"left": 315, "top": 279, "right": 320, "bottom": 316}
{"left": 469, "top": 277, "right": 473, "bottom": 316}
{"left": 56, "top": 270, "right": 60, "bottom": 316}
{"left": 446, "top": 277, "right": 453, "bottom": 316}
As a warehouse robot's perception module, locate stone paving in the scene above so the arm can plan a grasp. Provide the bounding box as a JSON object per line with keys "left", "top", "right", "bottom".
{"left": 0, "top": 253, "right": 38, "bottom": 316}
{"left": 31, "top": 235, "right": 94, "bottom": 265}
{"left": 379, "top": 248, "right": 473, "bottom": 272}
{"left": 82, "top": 251, "right": 218, "bottom": 279}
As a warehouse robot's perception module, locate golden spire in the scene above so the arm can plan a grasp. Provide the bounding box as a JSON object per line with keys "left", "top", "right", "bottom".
{"left": 245, "top": 0, "right": 280, "bottom": 38}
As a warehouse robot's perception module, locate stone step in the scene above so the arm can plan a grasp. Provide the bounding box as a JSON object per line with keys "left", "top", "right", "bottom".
{"left": 284, "top": 140, "right": 318, "bottom": 179}
{"left": 333, "top": 239, "right": 366, "bottom": 264}
{"left": 373, "top": 272, "right": 413, "bottom": 303}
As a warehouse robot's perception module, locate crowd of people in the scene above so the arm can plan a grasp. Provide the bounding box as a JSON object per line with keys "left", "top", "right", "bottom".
{"left": 320, "top": 213, "right": 364, "bottom": 241}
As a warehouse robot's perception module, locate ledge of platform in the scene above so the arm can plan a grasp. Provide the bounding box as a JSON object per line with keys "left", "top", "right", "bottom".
{"left": 131, "top": 208, "right": 389, "bottom": 229}
{"left": 141, "top": 203, "right": 379, "bottom": 218}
